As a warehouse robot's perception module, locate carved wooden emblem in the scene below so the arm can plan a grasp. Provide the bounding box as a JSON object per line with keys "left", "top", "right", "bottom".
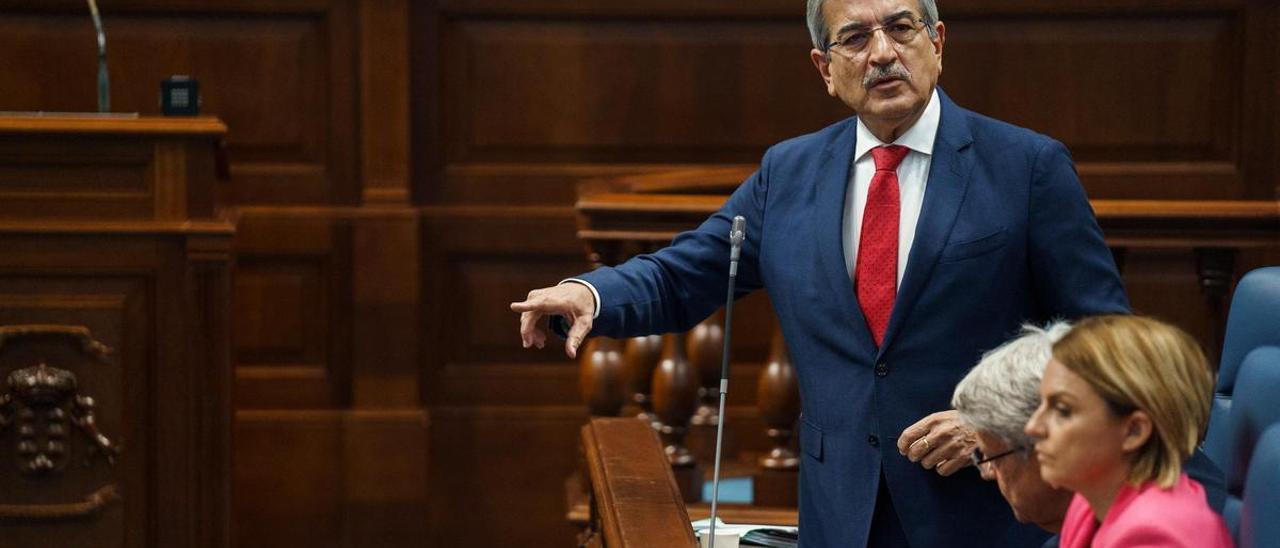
{"left": 0, "top": 325, "right": 122, "bottom": 519}
{"left": 1, "top": 362, "right": 119, "bottom": 474}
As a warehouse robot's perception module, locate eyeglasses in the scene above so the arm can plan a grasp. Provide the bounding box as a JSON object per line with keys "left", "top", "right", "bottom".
{"left": 970, "top": 445, "right": 1027, "bottom": 468}
{"left": 825, "top": 18, "right": 928, "bottom": 58}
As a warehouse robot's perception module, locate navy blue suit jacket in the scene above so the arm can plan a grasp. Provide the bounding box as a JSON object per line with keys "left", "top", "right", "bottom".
{"left": 575, "top": 90, "right": 1130, "bottom": 547}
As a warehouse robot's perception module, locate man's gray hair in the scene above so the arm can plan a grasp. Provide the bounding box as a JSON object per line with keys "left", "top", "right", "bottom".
{"left": 806, "top": 0, "right": 940, "bottom": 52}
{"left": 952, "top": 321, "right": 1073, "bottom": 452}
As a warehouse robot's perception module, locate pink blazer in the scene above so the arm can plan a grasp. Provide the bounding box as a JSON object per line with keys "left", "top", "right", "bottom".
{"left": 1060, "top": 472, "right": 1233, "bottom": 548}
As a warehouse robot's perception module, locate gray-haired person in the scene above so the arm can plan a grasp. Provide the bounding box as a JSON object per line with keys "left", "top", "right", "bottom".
{"left": 953, "top": 322, "right": 1229, "bottom": 548}
{"left": 953, "top": 323, "right": 1075, "bottom": 537}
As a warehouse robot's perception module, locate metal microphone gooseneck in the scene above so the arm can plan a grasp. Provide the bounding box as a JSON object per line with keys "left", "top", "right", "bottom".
{"left": 87, "top": 0, "right": 110, "bottom": 112}
{"left": 707, "top": 215, "right": 746, "bottom": 548}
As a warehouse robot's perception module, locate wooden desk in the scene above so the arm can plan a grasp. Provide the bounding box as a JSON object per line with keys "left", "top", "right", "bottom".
{"left": 0, "top": 114, "right": 233, "bottom": 548}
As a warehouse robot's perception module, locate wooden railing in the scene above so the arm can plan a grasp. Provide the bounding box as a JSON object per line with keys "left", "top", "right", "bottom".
{"left": 579, "top": 418, "right": 698, "bottom": 548}
{"left": 575, "top": 417, "right": 798, "bottom": 547}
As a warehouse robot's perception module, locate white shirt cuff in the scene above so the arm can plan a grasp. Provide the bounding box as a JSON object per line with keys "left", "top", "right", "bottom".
{"left": 559, "top": 278, "right": 601, "bottom": 319}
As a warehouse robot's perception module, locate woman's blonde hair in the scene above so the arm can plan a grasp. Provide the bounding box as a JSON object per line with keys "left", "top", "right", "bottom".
{"left": 1051, "top": 315, "right": 1214, "bottom": 488}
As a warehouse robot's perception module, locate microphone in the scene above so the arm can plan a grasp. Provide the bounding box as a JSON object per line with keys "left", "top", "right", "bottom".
{"left": 707, "top": 215, "right": 746, "bottom": 548}
{"left": 87, "top": 0, "right": 110, "bottom": 112}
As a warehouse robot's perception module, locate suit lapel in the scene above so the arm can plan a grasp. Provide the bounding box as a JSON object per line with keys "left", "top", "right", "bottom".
{"left": 876, "top": 91, "right": 975, "bottom": 357}
{"left": 814, "top": 119, "right": 877, "bottom": 352}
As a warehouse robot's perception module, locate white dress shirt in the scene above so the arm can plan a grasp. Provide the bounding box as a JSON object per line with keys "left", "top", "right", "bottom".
{"left": 843, "top": 88, "right": 941, "bottom": 285}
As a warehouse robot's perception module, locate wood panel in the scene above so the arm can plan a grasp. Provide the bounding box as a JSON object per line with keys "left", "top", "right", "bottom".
{"left": 233, "top": 211, "right": 351, "bottom": 410}
{"left": 424, "top": 0, "right": 1275, "bottom": 204}
{"left": 0, "top": 1, "right": 356, "bottom": 205}
{"left": 0, "top": 0, "right": 421, "bottom": 546}
{"left": 421, "top": 209, "right": 582, "bottom": 407}
{"left": 1242, "top": 0, "right": 1280, "bottom": 200}
{"left": 216, "top": 0, "right": 425, "bottom": 544}
{"left": 232, "top": 206, "right": 427, "bottom": 547}
{"left": 235, "top": 412, "right": 428, "bottom": 548}
{"left": 943, "top": 15, "right": 1240, "bottom": 198}
{"left": 442, "top": 20, "right": 842, "bottom": 164}
{"left": 0, "top": 116, "right": 225, "bottom": 221}
{"left": 0, "top": 137, "right": 154, "bottom": 219}
{"left": 235, "top": 411, "right": 344, "bottom": 548}
{"left": 1121, "top": 246, "right": 1280, "bottom": 367}
{"left": 425, "top": 406, "right": 585, "bottom": 547}
{"left": 0, "top": 229, "right": 232, "bottom": 548}
{"left": 339, "top": 410, "right": 430, "bottom": 544}
{"left": 0, "top": 277, "right": 145, "bottom": 548}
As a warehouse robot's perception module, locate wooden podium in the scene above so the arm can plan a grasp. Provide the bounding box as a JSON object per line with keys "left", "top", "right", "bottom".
{"left": 0, "top": 115, "right": 233, "bottom": 548}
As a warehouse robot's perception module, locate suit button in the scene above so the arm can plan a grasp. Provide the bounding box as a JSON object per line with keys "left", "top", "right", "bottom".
{"left": 875, "top": 363, "right": 888, "bottom": 377}
{"left": 867, "top": 435, "right": 879, "bottom": 447}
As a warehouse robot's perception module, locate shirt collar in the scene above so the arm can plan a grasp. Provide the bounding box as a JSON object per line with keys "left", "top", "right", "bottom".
{"left": 854, "top": 87, "right": 941, "bottom": 161}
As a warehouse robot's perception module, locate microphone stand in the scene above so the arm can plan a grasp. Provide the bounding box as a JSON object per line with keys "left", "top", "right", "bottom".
{"left": 87, "top": 0, "right": 110, "bottom": 112}
{"left": 707, "top": 215, "right": 746, "bottom": 548}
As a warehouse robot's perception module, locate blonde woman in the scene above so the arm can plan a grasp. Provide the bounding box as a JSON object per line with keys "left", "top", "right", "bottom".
{"left": 1025, "top": 315, "right": 1231, "bottom": 548}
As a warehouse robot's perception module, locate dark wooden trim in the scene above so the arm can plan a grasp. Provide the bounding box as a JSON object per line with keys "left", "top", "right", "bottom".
{"left": 0, "top": 115, "right": 227, "bottom": 135}
{"left": 574, "top": 182, "right": 1280, "bottom": 248}
{"left": 0, "top": 220, "right": 235, "bottom": 235}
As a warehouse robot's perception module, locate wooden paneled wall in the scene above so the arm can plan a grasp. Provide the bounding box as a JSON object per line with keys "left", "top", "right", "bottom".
{"left": 0, "top": 0, "right": 423, "bottom": 546}
{"left": 414, "top": 1, "right": 1279, "bottom": 546}
{"left": 2, "top": 0, "right": 1278, "bottom": 546}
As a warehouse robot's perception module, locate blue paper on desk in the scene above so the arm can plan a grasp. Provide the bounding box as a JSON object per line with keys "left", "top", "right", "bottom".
{"left": 692, "top": 518, "right": 798, "bottom": 548}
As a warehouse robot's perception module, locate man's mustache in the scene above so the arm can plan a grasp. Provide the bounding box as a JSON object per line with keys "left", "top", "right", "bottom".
{"left": 864, "top": 65, "right": 911, "bottom": 88}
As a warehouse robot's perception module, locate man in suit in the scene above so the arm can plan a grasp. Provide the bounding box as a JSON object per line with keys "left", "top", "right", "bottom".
{"left": 512, "top": 0, "right": 1129, "bottom": 545}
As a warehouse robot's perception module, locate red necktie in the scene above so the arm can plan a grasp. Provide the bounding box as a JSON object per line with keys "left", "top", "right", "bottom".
{"left": 857, "top": 145, "right": 908, "bottom": 347}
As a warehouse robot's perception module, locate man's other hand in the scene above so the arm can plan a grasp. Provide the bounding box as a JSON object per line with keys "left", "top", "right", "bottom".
{"left": 510, "top": 282, "right": 596, "bottom": 358}
{"left": 897, "top": 410, "right": 978, "bottom": 477}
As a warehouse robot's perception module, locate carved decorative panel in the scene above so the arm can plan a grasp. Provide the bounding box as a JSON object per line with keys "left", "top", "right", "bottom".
{"left": 0, "top": 278, "right": 147, "bottom": 548}
{"left": 0, "top": 327, "right": 119, "bottom": 492}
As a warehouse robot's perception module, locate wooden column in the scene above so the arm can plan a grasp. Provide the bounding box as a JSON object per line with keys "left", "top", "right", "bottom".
{"left": 688, "top": 309, "right": 726, "bottom": 428}
{"left": 686, "top": 310, "right": 725, "bottom": 463}
{"left": 651, "top": 333, "right": 702, "bottom": 503}
{"left": 343, "top": 1, "right": 429, "bottom": 544}
{"left": 754, "top": 328, "right": 800, "bottom": 507}
{"left": 623, "top": 334, "right": 664, "bottom": 426}
{"left": 580, "top": 337, "right": 627, "bottom": 417}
